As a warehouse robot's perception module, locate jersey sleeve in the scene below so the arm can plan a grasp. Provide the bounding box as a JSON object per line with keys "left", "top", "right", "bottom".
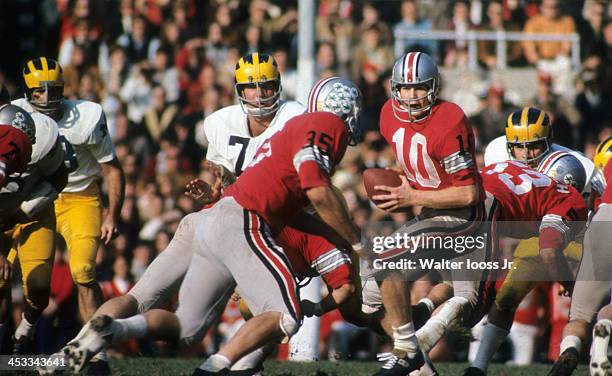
{"left": 436, "top": 116, "right": 479, "bottom": 186}
{"left": 291, "top": 115, "right": 349, "bottom": 190}
{"left": 86, "top": 112, "right": 116, "bottom": 163}
{"left": 539, "top": 187, "right": 587, "bottom": 250}
{"left": 306, "top": 235, "right": 353, "bottom": 289}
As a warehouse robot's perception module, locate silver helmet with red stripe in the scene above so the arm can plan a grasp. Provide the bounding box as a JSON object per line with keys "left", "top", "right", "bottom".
{"left": 390, "top": 52, "right": 440, "bottom": 122}
{"left": 307, "top": 76, "right": 363, "bottom": 145}
{"left": 537, "top": 151, "right": 587, "bottom": 193}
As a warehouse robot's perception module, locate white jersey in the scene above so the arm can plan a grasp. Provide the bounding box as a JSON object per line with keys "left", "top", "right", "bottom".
{"left": 484, "top": 135, "right": 596, "bottom": 194}
{"left": 13, "top": 98, "right": 116, "bottom": 192}
{"left": 0, "top": 109, "right": 63, "bottom": 212}
{"left": 204, "top": 100, "right": 305, "bottom": 175}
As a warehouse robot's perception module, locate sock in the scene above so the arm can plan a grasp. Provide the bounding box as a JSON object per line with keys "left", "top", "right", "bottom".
{"left": 112, "top": 315, "right": 148, "bottom": 342}
{"left": 200, "top": 354, "right": 232, "bottom": 372}
{"left": 418, "top": 298, "right": 435, "bottom": 314}
{"left": 560, "top": 334, "right": 583, "bottom": 354}
{"left": 392, "top": 322, "right": 418, "bottom": 358}
{"left": 416, "top": 296, "right": 468, "bottom": 352}
{"left": 14, "top": 314, "right": 34, "bottom": 340}
{"left": 231, "top": 347, "right": 266, "bottom": 371}
{"left": 472, "top": 323, "right": 509, "bottom": 372}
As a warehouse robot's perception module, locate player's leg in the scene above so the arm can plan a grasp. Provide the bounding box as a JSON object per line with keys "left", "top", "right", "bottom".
{"left": 470, "top": 255, "right": 540, "bottom": 374}
{"left": 207, "top": 208, "right": 301, "bottom": 368}
{"left": 11, "top": 208, "right": 55, "bottom": 353}
{"left": 551, "top": 206, "right": 612, "bottom": 376}
{"left": 55, "top": 188, "right": 104, "bottom": 323}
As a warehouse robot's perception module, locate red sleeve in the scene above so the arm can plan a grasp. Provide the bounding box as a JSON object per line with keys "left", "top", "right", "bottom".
{"left": 600, "top": 162, "right": 612, "bottom": 205}
{"left": 291, "top": 113, "right": 349, "bottom": 190}
{"left": 0, "top": 125, "right": 32, "bottom": 185}
{"left": 303, "top": 233, "right": 353, "bottom": 289}
{"left": 539, "top": 187, "right": 587, "bottom": 250}
{"left": 436, "top": 116, "right": 479, "bottom": 186}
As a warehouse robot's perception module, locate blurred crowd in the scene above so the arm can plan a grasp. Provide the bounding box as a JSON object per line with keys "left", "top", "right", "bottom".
{"left": 1, "top": 0, "right": 612, "bottom": 366}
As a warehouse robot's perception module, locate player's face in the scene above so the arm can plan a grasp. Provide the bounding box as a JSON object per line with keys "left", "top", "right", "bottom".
{"left": 511, "top": 142, "right": 547, "bottom": 166}
{"left": 398, "top": 85, "right": 430, "bottom": 114}
{"left": 241, "top": 81, "right": 277, "bottom": 107}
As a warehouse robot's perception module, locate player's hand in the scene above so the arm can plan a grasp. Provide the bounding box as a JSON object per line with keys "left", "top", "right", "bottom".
{"left": 100, "top": 216, "right": 120, "bottom": 245}
{"left": 373, "top": 175, "right": 417, "bottom": 211}
{"left": 0, "top": 254, "right": 11, "bottom": 281}
{"left": 559, "top": 282, "right": 574, "bottom": 297}
{"left": 230, "top": 292, "right": 241, "bottom": 302}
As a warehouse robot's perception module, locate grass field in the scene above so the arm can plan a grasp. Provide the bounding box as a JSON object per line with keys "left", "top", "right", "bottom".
{"left": 105, "top": 358, "right": 590, "bottom": 375}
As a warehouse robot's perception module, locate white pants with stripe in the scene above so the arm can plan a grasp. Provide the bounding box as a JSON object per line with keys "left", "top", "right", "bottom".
{"left": 176, "top": 197, "right": 301, "bottom": 346}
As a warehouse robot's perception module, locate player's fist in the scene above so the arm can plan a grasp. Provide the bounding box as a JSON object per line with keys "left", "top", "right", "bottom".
{"left": 185, "top": 178, "right": 221, "bottom": 204}
{"left": 300, "top": 299, "right": 318, "bottom": 317}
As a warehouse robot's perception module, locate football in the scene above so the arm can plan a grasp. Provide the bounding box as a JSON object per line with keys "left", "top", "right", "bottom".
{"left": 363, "top": 168, "right": 403, "bottom": 206}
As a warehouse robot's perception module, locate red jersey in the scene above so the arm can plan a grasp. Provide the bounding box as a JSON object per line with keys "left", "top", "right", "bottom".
{"left": 481, "top": 161, "right": 587, "bottom": 249}
{"left": 599, "top": 161, "right": 612, "bottom": 205}
{"left": 379, "top": 100, "right": 481, "bottom": 192}
{"left": 275, "top": 226, "right": 353, "bottom": 289}
{"left": 0, "top": 124, "right": 32, "bottom": 186}
{"left": 224, "top": 112, "right": 349, "bottom": 231}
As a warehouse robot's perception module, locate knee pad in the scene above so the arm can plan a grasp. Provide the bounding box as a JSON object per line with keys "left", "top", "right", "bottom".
{"left": 70, "top": 262, "right": 96, "bottom": 285}
{"left": 24, "top": 265, "right": 52, "bottom": 310}
{"left": 279, "top": 313, "right": 299, "bottom": 340}
{"left": 494, "top": 286, "right": 523, "bottom": 312}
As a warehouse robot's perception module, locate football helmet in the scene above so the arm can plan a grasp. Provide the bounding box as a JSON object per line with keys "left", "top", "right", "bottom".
{"left": 22, "top": 57, "right": 64, "bottom": 117}
{"left": 505, "top": 107, "right": 552, "bottom": 166}
{"left": 537, "top": 151, "right": 586, "bottom": 192}
{"left": 593, "top": 136, "right": 612, "bottom": 171}
{"left": 390, "top": 52, "right": 440, "bottom": 123}
{"left": 234, "top": 53, "right": 281, "bottom": 118}
{"left": 0, "top": 104, "right": 36, "bottom": 144}
{"left": 307, "top": 76, "right": 363, "bottom": 145}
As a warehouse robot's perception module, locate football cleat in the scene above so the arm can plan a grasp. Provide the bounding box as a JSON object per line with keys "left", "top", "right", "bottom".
{"left": 374, "top": 350, "right": 425, "bottom": 376}
{"left": 591, "top": 320, "right": 612, "bottom": 376}
{"left": 193, "top": 368, "right": 230, "bottom": 375}
{"left": 87, "top": 359, "right": 111, "bottom": 376}
{"left": 548, "top": 347, "right": 579, "bottom": 376}
{"left": 65, "top": 315, "right": 114, "bottom": 373}
{"left": 463, "top": 366, "right": 487, "bottom": 376}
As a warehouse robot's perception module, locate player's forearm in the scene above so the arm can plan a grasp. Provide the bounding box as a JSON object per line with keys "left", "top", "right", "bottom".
{"left": 540, "top": 248, "right": 574, "bottom": 285}
{"left": 307, "top": 186, "right": 360, "bottom": 245}
{"left": 102, "top": 160, "right": 126, "bottom": 220}
{"left": 413, "top": 184, "right": 479, "bottom": 209}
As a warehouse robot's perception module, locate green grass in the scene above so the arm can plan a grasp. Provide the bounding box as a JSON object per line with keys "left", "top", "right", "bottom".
{"left": 105, "top": 358, "right": 590, "bottom": 375}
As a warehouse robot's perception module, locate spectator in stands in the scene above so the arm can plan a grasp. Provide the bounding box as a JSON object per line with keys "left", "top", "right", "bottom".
{"left": 58, "top": 17, "right": 101, "bottom": 69}
{"left": 316, "top": 41, "right": 340, "bottom": 78}
{"left": 522, "top": 0, "right": 576, "bottom": 95}
{"left": 353, "top": 2, "right": 392, "bottom": 47}
{"left": 152, "top": 48, "right": 179, "bottom": 103}
{"left": 117, "top": 16, "right": 159, "bottom": 64}
{"left": 478, "top": 0, "right": 524, "bottom": 69}
{"left": 204, "top": 22, "right": 228, "bottom": 70}
{"left": 143, "top": 85, "right": 178, "bottom": 143}
{"left": 530, "top": 71, "right": 580, "bottom": 148}
{"left": 470, "top": 83, "right": 519, "bottom": 146}
{"left": 350, "top": 25, "right": 394, "bottom": 83}
{"left": 443, "top": 0, "right": 474, "bottom": 67}
{"left": 393, "top": 0, "right": 437, "bottom": 58}
{"left": 131, "top": 242, "right": 153, "bottom": 283}
{"left": 579, "top": 0, "right": 608, "bottom": 60}
{"left": 273, "top": 48, "right": 297, "bottom": 101}
{"left": 120, "top": 62, "right": 154, "bottom": 124}
{"left": 316, "top": 0, "right": 353, "bottom": 74}
{"left": 575, "top": 63, "right": 611, "bottom": 142}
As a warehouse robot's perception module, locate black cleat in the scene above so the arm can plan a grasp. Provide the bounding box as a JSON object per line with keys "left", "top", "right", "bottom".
{"left": 548, "top": 347, "right": 579, "bottom": 376}
{"left": 87, "top": 359, "right": 111, "bottom": 376}
{"left": 193, "top": 368, "right": 230, "bottom": 375}
{"left": 463, "top": 366, "right": 486, "bottom": 376}
{"left": 12, "top": 335, "right": 34, "bottom": 355}
{"left": 373, "top": 350, "right": 425, "bottom": 376}
{"left": 229, "top": 364, "right": 263, "bottom": 375}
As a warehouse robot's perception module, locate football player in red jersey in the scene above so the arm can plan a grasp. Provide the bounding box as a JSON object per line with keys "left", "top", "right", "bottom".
{"left": 461, "top": 161, "right": 587, "bottom": 376}
{"left": 549, "top": 140, "right": 612, "bottom": 376}
{"left": 0, "top": 99, "right": 35, "bottom": 190}
{"left": 64, "top": 77, "right": 365, "bottom": 375}
{"left": 368, "top": 51, "right": 484, "bottom": 375}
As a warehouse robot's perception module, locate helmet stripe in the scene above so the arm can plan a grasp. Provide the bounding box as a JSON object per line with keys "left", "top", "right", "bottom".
{"left": 520, "top": 107, "right": 529, "bottom": 127}
{"left": 41, "top": 57, "right": 48, "bottom": 72}
{"left": 538, "top": 151, "right": 566, "bottom": 174}
{"left": 405, "top": 52, "right": 416, "bottom": 83}
{"left": 32, "top": 58, "right": 43, "bottom": 71}
{"left": 308, "top": 76, "right": 336, "bottom": 112}
{"left": 412, "top": 52, "right": 421, "bottom": 81}
{"left": 401, "top": 54, "right": 408, "bottom": 83}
